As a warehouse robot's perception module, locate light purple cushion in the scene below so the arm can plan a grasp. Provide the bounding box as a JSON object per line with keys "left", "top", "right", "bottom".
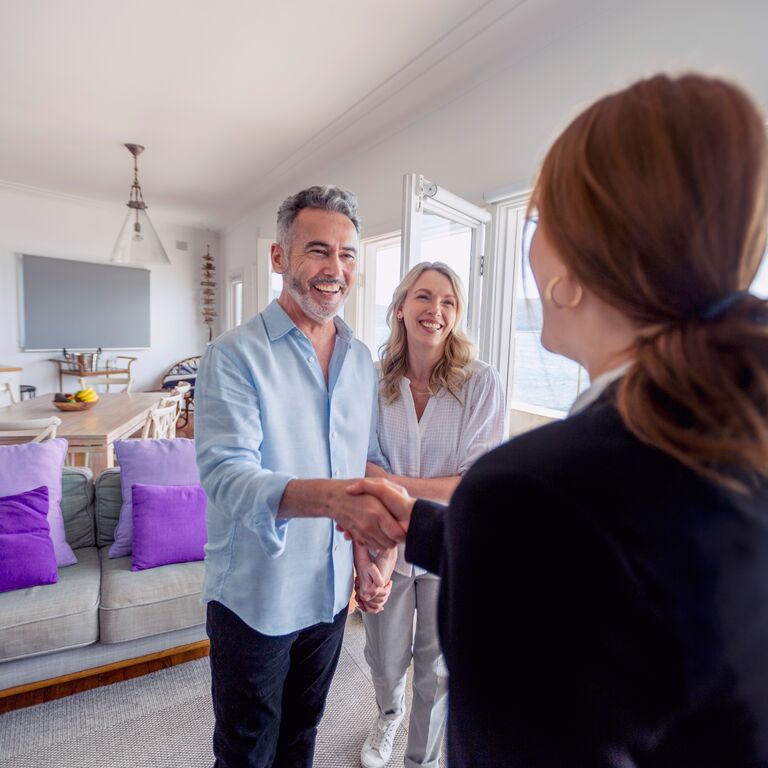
{"left": 109, "top": 438, "right": 200, "bottom": 558}
{"left": 0, "top": 486, "right": 59, "bottom": 592}
{"left": 130, "top": 483, "right": 207, "bottom": 571}
{"left": 0, "top": 439, "right": 76, "bottom": 567}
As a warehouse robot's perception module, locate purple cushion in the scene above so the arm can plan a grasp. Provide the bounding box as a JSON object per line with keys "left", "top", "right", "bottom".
{"left": 130, "top": 483, "right": 207, "bottom": 571}
{"left": 109, "top": 438, "right": 200, "bottom": 558}
{"left": 0, "top": 486, "right": 59, "bottom": 592}
{"left": 0, "top": 439, "right": 76, "bottom": 567}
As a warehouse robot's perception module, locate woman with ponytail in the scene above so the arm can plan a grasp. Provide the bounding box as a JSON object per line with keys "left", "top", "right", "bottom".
{"left": 351, "top": 73, "right": 768, "bottom": 766}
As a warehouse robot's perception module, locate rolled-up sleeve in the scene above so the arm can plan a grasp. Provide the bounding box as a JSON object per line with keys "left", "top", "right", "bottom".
{"left": 195, "top": 344, "right": 296, "bottom": 557}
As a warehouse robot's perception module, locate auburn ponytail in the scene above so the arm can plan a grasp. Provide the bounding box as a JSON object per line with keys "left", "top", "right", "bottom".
{"left": 619, "top": 296, "right": 768, "bottom": 491}
{"left": 531, "top": 74, "right": 768, "bottom": 491}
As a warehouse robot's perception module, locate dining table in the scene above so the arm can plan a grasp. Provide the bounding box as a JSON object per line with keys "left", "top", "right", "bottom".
{"left": 0, "top": 392, "right": 164, "bottom": 476}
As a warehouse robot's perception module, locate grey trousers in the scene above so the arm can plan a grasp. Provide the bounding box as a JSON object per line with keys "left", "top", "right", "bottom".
{"left": 362, "top": 570, "right": 448, "bottom": 768}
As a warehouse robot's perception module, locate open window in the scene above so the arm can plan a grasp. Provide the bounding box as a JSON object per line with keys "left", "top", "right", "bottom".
{"left": 401, "top": 174, "right": 491, "bottom": 339}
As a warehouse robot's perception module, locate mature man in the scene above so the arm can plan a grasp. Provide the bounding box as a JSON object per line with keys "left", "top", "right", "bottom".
{"left": 195, "top": 186, "right": 402, "bottom": 768}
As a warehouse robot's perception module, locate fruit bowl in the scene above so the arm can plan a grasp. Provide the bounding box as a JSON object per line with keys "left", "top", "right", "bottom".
{"left": 53, "top": 400, "right": 96, "bottom": 412}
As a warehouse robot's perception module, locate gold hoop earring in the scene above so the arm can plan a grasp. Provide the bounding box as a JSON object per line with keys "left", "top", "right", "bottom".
{"left": 545, "top": 275, "right": 583, "bottom": 309}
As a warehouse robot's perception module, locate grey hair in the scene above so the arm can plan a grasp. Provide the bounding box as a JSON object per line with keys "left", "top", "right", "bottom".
{"left": 276, "top": 185, "right": 361, "bottom": 251}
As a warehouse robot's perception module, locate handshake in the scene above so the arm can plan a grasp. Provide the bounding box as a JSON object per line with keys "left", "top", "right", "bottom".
{"left": 337, "top": 478, "right": 416, "bottom": 616}
{"left": 335, "top": 477, "right": 415, "bottom": 550}
{"left": 281, "top": 475, "right": 422, "bottom": 613}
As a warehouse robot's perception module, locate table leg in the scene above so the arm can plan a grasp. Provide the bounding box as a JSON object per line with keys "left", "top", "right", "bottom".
{"left": 89, "top": 444, "right": 114, "bottom": 478}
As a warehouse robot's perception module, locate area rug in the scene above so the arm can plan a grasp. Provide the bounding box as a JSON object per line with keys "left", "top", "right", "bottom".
{"left": 0, "top": 613, "right": 443, "bottom": 768}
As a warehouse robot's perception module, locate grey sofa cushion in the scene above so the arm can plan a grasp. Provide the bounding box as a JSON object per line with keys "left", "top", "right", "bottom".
{"left": 95, "top": 468, "right": 122, "bottom": 546}
{"left": 0, "top": 547, "right": 100, "bottom": 662}
{"left": 98, "top": 548, "right": 205, "bottom": 644}
{"left": 61, "top": 467, "right": 95, "bottom": 548}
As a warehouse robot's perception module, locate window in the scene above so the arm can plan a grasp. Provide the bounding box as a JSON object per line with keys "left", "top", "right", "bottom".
{"left": 357, "top": 233, "right": 402, "bottom": 356}
{"left": 509, "top": 217, "right": 586, "bottom": 413}
{"left": 402, "top": 174, "right": 490, "bottom": 338}
{"left": 482, "top": 192, "right": 586, "bottom": 418}
{"left": 270, "top": 272, "right": 282, "bottom": 303}
{"left": 229, "top": 275, "right": 244, "bottom": 329}
{"left": 752, "top": 247, "right": 768, "bottom": 297}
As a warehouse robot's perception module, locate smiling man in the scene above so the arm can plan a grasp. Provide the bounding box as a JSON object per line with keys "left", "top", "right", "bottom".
{"left": 195, "top": 186, "right": 402, "bottom": 768}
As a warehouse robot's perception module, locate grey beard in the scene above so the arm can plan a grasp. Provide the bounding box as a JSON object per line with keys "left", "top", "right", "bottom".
{"left": 286, "top": 274, "right": 341, "bottom": 322}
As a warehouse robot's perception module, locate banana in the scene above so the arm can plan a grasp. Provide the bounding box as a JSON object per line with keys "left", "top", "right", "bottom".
{"left": 75, "top": 388, "right": 100, "bottom": 403}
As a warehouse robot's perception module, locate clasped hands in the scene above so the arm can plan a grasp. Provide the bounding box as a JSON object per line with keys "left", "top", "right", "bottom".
{"left": 331, "top": 476, "right": 415, "bottom": 614}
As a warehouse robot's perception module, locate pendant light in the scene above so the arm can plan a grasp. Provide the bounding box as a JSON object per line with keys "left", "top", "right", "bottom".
{"left": 111, "top": 143, "right": 170, "bottom": 266}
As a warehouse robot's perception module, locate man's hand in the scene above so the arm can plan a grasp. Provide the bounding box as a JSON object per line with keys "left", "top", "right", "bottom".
{"left": 355, "top": 577, "right": 392, "bottom": 613}
{"left": 346, "top": 478, "right": 415, "bottom": 532}
{"left": 332, "top": 487, "right": 406, "bottom": 550}
{"left": 279, "top": 479, "right": 407, "bottom": 550}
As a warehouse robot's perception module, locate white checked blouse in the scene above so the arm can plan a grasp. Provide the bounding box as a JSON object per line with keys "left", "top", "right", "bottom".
{"left": 376, "top": 359, "right": 506, "bottom": 576}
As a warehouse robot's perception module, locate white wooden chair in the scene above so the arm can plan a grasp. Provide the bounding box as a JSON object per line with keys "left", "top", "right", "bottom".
{"left": 158, "top": 392, "right": 184, "bottom": 436}
{"left": 1, "top": 382, "right": 17, "bottom": 406}
{"left": 141, "top": 403, "right": 178, "bottom": 439}
{"left": 79, "top": 356, "right": 137, "bottom": 393}
{"left": 0, "top": 417, "right": 61, "bottom": 443}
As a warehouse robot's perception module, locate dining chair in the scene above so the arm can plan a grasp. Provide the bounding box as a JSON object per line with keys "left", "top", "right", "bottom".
{"left": 140, "top": 403, "right": 179, "bottom": 440}
{"left": 1, "top": 381, "right": 17, "bottom": 406}
{"left": 160, "top": 391, "right": 184, "bottom": 426}
{"left": 160, "top": 356, "right": 200, "bottom": 429}
{"left": 0, "top": 417, "right": 61, "bottom": 443}
{"left": 79, "top": 356, "right": 137, "bottom": 393}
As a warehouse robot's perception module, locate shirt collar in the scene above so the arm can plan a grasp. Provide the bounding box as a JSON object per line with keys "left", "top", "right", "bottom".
{"left": 262, "top": 299, "right": 352, "bottom": 344}
{"left": 568, "top": 360, "right": 634, "bottom": 417}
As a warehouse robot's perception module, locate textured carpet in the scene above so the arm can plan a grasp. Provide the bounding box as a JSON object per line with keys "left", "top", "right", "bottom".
{"left": 0, "top": 612, "right": 445, "bottom": 768}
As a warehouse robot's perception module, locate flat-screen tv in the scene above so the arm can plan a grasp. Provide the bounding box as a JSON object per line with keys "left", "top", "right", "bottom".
{"left": 19, "top": 254, "right": 151, "bottom": 350}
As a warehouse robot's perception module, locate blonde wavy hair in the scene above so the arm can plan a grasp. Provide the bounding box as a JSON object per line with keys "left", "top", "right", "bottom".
{"left": 379, "top": 262, "right": 474, "bottom": 404}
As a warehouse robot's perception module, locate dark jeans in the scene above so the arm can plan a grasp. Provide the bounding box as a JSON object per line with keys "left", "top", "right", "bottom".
{"left": 206, "top": 601, "right": 348, "bottom": 768}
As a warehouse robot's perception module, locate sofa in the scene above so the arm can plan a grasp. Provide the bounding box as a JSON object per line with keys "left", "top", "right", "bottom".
{"left": 0, "top": 466, "right": 207, "bottom": 694}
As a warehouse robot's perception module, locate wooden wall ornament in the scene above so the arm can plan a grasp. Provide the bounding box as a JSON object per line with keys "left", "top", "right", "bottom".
{"left": 201, "top": 244, "right": 217, "bottom": 342}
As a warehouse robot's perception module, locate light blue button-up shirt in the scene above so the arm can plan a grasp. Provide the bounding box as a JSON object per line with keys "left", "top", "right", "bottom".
{"left": 195, "top": 300, "right": 384, "bottom": 636}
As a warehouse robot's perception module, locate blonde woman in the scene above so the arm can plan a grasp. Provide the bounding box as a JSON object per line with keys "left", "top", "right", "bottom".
{"left": 355, "top": 262, "right": 505, "bottom": 768}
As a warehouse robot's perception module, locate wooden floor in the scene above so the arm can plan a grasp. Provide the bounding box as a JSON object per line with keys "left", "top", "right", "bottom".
{"left": 0, "top": 641, "right": 210, "bottom": 714}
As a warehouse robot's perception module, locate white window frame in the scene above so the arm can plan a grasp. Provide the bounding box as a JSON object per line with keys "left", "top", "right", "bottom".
{"left": 228, "top": 270, "right": 244, "bottom": 329}
{"left": 482, "top": 187, "right": 586, "bottom": 421}
{"left": 351, "top": 231, "right": 402, "bottom": 354}
{"left": 402, "top": 173, "right": 491, "bottom": 338}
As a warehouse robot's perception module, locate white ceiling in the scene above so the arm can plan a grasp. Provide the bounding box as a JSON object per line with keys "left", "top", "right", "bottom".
{"left": 0, "top": 0, "right": 619, "bottom": 229}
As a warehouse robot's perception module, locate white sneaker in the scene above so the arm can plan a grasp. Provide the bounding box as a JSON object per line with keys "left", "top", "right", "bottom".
{"left": 360, "top": 713, "right": 404, "bottom": 768}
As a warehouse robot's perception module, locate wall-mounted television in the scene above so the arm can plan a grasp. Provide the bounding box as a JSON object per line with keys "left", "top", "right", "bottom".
{"left": 19, "top": 254, "right": 151, "bottom": 350}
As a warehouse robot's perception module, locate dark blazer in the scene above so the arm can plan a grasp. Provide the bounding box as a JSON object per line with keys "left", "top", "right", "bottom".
{"left": 405, "top": 393, "right": 768, "bottom": 767}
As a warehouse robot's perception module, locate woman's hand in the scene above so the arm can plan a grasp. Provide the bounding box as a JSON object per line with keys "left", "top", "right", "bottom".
{"left": 365, "top": 461, "right": 390, "bottom": 479}
{"left": 374, "top": 546, "right": 398, "bottom": 585}
{"left": 353, "top": 543, "right": 393, "bottom": 614}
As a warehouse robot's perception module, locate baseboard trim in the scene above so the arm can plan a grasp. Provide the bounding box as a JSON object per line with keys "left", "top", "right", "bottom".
{"left": 0, "top": 639, "right": 210, "bottom": 713}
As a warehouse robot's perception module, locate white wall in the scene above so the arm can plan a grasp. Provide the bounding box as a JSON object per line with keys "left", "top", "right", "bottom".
{"left": 0, "top": 185, "right": 220, "bottom": 394}
{"left": 222, "top": 0, "right": 768, "bottom": 293}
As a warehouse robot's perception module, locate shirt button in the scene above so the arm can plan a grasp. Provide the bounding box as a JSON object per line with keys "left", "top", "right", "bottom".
{"left": 330, "top": 431, "right": 337, "bottom": 438}
{"left": 333, "top": 469, "right": 340, "bottom": 477}
{"left": 307, "top": 356, "right": 315, "bottom": 364}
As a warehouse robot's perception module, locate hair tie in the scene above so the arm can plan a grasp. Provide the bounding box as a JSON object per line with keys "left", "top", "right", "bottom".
{"left": 700, "top": 291, "right": 750, "bottom": 320}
